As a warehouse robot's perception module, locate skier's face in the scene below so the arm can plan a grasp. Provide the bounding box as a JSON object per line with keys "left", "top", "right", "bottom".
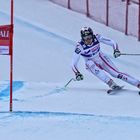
{"left": 83, "top": 35, "right": 93, "bottom": 45}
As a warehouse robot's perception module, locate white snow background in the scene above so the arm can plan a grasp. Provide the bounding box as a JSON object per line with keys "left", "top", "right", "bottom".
{"left": 0, "top": 0, "right": 140, "bottom": 140}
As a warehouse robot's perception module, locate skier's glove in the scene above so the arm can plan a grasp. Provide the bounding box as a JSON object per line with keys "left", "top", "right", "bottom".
{"left": 113, "top": 49, "right": 121, "bottom": 58}
{"left": 75, "top": 72, "right": 84, "bottom": 81}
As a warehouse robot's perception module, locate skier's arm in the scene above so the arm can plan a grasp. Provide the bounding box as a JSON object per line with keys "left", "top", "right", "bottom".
{"left": 71, "top": 46, "right": 84, "bottom": 81}
{"left": 96, "top": 34, "right": 119, "bottom": 50}
{"left": 97, "top": 34, "right": 121, "bottom": 58}
{"left": 71, "top": 51, "right": 80, "bottom": 74}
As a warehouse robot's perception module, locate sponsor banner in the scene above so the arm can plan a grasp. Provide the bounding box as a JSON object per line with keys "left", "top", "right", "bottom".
{"left": 0, "top": 24, "right": 13, "bottom": 55}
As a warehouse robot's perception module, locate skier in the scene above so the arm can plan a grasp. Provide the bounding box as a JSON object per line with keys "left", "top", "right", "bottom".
{"left": 71, "top": 27, "right": 140, "bottom": 90}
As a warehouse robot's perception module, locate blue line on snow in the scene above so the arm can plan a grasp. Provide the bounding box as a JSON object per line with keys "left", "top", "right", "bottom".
{"left": 0, "top": 81, "right": 24, "bottom": 99}
{"left": 0, "top": 111, "right": 140, "bottom": 124}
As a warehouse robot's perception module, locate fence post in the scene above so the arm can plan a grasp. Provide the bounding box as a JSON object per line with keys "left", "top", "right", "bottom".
{"left": 125, "top": 0, "right": 129, "bottom": 35}
{"left": 86, "top": 0, "right": 90, "bottom": 17}
{"left": 68, "top": 0, "right": 71, "bottom": 9}
{"left": 106, "top": 0, "right": 109, "bottom": 26}
{"left": 138, "top": 0, "right": 140, "bottom": 41}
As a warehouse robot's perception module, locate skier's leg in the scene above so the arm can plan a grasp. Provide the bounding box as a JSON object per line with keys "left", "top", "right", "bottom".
{"left": 99, "top": 53, "right": 140, "bottom": 88}
{"left": 86, "top": 60, "right": 119, "bottom": 89}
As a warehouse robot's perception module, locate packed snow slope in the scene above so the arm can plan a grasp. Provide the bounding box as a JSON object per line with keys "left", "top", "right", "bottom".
{"left": 0, "top": 0, "right": 140, "bottom": 140}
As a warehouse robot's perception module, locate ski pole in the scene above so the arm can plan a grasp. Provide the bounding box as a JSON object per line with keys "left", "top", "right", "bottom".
{"left": 120, "top": 53, "right": 140, "bottom": 56}
{"left": 64, "top": 78, "right": 76, "bottom": 88}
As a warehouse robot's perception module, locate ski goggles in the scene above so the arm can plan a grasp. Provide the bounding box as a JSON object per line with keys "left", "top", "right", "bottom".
{"left": 83, "top": 35, "right": 93, "bottom": 40}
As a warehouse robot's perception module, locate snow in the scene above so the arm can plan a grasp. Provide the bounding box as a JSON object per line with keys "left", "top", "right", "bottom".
{"left": 0, "top": 0, "right": 140, "bottom": 140}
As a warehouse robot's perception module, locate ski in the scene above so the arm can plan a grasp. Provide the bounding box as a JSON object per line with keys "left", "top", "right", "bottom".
{"left": 107, "top": 86, "right": 124, "bottom": 95}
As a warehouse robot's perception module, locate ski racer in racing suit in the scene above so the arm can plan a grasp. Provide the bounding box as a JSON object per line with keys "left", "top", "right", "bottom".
{"left": 71, "top": 27, "right": 140, "bottom": 90}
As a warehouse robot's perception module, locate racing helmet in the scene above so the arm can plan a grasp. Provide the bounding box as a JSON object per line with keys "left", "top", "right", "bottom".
{"left": 80, "top": 27, "right": 94, "bottom": 44}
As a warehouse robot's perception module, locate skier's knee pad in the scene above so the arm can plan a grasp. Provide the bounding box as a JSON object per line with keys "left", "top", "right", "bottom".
{"left": 117, "top": 73, "right": 127, "bottom": 81}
